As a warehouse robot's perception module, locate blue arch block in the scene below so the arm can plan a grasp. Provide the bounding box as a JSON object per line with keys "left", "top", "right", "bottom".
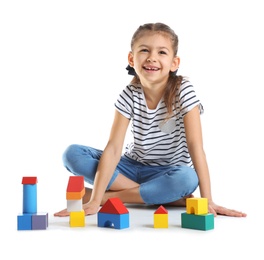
{"left": 97, "top": 212, "right": 129, "bottom": 229}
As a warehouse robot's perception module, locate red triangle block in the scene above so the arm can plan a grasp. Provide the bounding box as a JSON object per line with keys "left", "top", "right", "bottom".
{"left": 154, "top": 205, "right": 168, "bottom": 214}
{"left": 99, "top": 198, "right": 129, "bottom": 214}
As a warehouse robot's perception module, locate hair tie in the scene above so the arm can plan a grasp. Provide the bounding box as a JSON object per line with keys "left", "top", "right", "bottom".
{"left": 172, "top": 69, "right": 178, "bottom": 75}
{"left": 126, "top": 65, "right": 136, "bottom": 76}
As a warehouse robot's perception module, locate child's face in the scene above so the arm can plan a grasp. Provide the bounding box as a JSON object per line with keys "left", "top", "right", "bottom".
{"left": 128, "top": 32, "right": 179, "bottom": 86}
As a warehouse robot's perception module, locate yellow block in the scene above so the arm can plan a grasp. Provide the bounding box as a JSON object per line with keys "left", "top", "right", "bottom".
{"left": 154, "top": 214, "right": 168, "bottom": 228}
{"left": 186, "top": 198, "right": 208, "bottom": 215}
{"left": 70, "top": 210, "right": 85, "bottom": 227}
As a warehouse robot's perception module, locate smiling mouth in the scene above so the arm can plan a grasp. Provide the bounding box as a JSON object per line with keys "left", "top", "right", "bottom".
{"left": 143, "top": 66, "right": 160, "bottom": 71}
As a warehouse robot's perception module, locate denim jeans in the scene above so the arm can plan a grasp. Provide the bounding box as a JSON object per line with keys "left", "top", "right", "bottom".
{"left": 62, "top": 144, "right": 199, "bottom": 205}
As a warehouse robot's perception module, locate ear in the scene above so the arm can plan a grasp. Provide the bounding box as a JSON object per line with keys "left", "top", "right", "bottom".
{"left": 171, "top": 56, "right": 180, "bottom": 72}
{"left": 128, "top": 51, "right": 134, "bottom": 67}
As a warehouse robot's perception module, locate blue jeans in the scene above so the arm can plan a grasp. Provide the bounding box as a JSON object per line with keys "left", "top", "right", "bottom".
{"left": 62, "top": 144, "right": 199, "bottom": 205}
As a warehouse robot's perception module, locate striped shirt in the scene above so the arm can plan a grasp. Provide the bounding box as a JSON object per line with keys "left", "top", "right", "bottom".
{"left": 114, "top": 77, "right": 204, "bottom": 167}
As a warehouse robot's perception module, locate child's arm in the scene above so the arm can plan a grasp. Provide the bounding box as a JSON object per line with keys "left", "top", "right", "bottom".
{"left": 82, "top": 110, "right": 130, "bottom": 215}
{"left": 184, "top": 106, "right": 246, "bottom": 217}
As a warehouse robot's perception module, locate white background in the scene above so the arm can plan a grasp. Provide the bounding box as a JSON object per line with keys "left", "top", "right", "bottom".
{"left": 1, "top": 0, "right": 263, "bottom": 259}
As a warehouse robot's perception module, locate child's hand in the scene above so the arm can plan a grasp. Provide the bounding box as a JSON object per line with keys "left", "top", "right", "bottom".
{"left": 54, "top": 201, "right": 100, "bottom": 217}
{"left": 54, "top": 208, "right": 70, "bottom": 217}
{"left": 208, "top": 201, "right": 247, "bottom": 217}
{"left": 83, "top": 200, "right": 101, "bottom": 215}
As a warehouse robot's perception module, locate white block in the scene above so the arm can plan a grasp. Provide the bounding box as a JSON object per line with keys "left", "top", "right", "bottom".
{"left": 67, "top": 199, "right": 82, "bottom": 212}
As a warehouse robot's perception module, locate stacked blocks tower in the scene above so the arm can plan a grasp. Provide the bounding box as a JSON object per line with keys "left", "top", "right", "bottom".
{"left": 17, "top": 176, "right": 48, "bottom": 230}
{"left": 97, "top": 197, "right": 129, "bottom": 229}
{"left": 66, "top": 176, "right": 85, "bottom": 227}
{"left": 181, "top": 197, "right": 214, "bottom": 231}
{"left": 154, "top": 205, "right": 168, "bottom": 228}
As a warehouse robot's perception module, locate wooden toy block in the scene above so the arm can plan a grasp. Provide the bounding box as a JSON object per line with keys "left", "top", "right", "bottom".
{"left": 97, "top": 198, "right": 129, "bottom": 229}
{"left": 17, "top": 214, "right": 32, "bottom": 230}
{"left": 186, "top": 198, "right": 208, "bottom": 215}
{"left": 22, "top": 176, "right": 38, "bottom": 184}
{"left": 66, "top": 187, "right": 85, "bottom": 200}
{"left": 32, "top": 213, "right": 48, "bottom": 230}
{"left": 154, "top": 214, "right": 168, "bottom": 228}
{"left": 18, "top": 176, "right": 48, "bottom": 231}
{"left": 99, "top": 197, "right": 129, "bottom": 214}
{"left": 97, "top": 212, "right": 129, "bottom": 229}
{"left": 66, "top": 176, "right": 85, "bottom": 200}
{"left": 181, "top": 212, "right": 214, "bottom": 231}
{"left": 67, "top": 199, "right": 82, "bottom": 212}
{"left": 22, "top": 176, "right": 38, "bottom": 214}
{"left": 154, "top": 205, "right": 168, "bottom": 228}
{"left": 70, "top": 210, "right": 85, "bottom": 227}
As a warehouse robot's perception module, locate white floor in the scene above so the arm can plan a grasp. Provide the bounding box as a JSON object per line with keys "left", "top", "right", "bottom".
{"left": 5, "top": 197, "right": 260, "bottom": 260}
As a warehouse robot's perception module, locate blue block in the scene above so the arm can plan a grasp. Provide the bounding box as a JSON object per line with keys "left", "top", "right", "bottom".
{"left": 23, "top": 184, "right": 37, "bottom": 214}
{"left": 17, "top": 214, "right": 32, "bottom": 230}
{"left": 98, "top": 212, "right": 129, "bottom": 229}
{"left": 181, "top": 212, "right": 214, "bottom": 231}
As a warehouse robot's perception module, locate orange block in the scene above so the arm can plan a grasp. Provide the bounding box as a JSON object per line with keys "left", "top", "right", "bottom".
{"left": 66, "top": 187, "right": 85, "bottom": 200}
{"left": 66, "top": 176, "right": 85, "bottom": 200}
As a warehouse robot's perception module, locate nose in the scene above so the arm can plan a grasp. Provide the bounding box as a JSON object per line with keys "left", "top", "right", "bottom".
{"left": 147, "top": 52, "right": 156, "bottom": 62}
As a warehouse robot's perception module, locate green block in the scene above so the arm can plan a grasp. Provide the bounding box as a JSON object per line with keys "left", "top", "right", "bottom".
{"left": 181, "top": 212, "right": 214, "bottom": 231}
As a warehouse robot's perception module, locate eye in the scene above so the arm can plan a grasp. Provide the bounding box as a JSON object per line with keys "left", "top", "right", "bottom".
{"left": 140, "top": 48, "right": 149, "bottom": 53}
{"left": 159, "top": 50, "right": 167, "bottom": 55}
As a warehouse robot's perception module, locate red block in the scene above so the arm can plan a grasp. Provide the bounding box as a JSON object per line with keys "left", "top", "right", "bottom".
{"left": 22, "top": 176, "right": 38, "bottom": 185}
{"left": 66, "top": 176, "right": 85, "bottom": 200}
{"left": 99, "top": 198, "right": 128, "bottom": 214}
{"left": 154, "top": 205, "right": 168, "bottom": 214}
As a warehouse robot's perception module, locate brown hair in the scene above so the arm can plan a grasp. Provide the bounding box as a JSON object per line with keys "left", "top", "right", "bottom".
{"left": 130, "top": 22, "right": 183, "bottom": 116}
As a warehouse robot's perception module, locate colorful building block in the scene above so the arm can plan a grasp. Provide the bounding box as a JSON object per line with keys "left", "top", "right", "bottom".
{"left": 98, "top": 197, "right": 129, "bottom": 214}
{"left": 32, "top": 213, "right": 48, "bottom": 230}
{"left": 66, "top": 176, "right": 86, "bottom": 227}
{"left": 66, "top": 176, "right": 85, "bottom": 200}
{"left": 97, "top": 198, "right": 129, "bottom": 229}
{"left": 186, "top": 198, "right": 208, "bottom": 215}
{"left": 70, "top": 210, "right": 85, "bottom": 227}
{"left": 67, "top": 199, "right": 82, "bottom": 212}
{"left": 181, "top": 197, "right": 214, "bottom": 231}
{"left": 18, "top": 176, "right": 48, "bottom": 231}
{"left": 22, "top": 176, "right": 38, "bottom": 214}
{"left": 181, "top": 212, "right": 214, "bottom": 231}
{"left": 98, "top": 212, "right": 129, "bottom": 229}
{"left": 17, "top": 214, "right": 32, "bottom": 230}
{"left": 154, "top": 205, "right": 168, "bottom": 228}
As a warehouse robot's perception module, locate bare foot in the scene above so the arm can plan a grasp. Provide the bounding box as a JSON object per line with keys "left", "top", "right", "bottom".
{"left": 163, "top": 194, "right": 194, "bottom": 207}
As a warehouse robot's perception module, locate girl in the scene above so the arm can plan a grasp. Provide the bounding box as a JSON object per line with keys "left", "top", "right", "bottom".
{"left": 54, "top": 23, "right": 246, "bottom": 217}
